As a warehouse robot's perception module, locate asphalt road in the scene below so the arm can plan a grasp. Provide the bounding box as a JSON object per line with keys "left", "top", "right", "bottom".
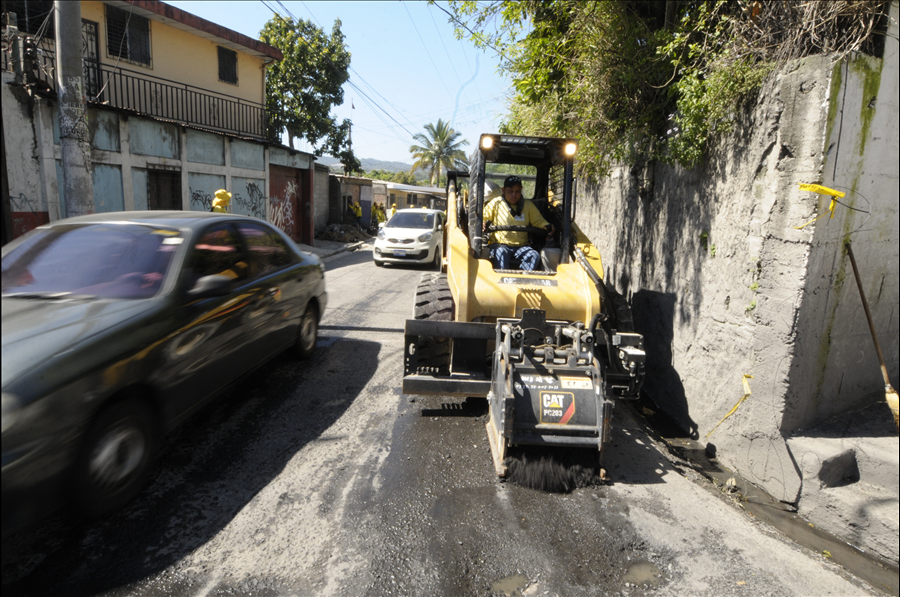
{"left": 1, "top": 246, "right": 879, "bottom": 596}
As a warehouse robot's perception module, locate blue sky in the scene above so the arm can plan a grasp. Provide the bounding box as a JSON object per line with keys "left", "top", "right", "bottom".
{"left": 166, "top": 1, "right": 512, "bottom": 165}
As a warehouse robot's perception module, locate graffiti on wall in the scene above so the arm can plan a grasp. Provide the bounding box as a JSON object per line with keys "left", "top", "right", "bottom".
{"left": 190, "top": 188, "right": 213, "bottom": 211}
{"left": 11, "top": 193, "right": 50, "bottom": 238}
{"left": 233, "top": 181, "right": 266, "bottom": 219}
{"left": 270, "top": 179, "right": 297, "bottom": 236}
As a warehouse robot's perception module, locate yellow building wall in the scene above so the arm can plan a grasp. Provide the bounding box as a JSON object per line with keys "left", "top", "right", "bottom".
{"left": 81, "top": 1, "right": 266, "bottom": 105}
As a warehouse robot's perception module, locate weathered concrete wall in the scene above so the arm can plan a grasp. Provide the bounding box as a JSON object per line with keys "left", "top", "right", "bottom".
{"left": 788, "top": 49, "right": 900, "bottom": 432}
{"left": 3, "top": 83, "right": 316, "bottom": 234}
{"left": 188, "top": 173, "right": 226, "bottom": 211}
{"left": 577, "top": 37, "right": 898, "bottom": 508}
{"left": 231, "top": 176, "right": 267, "bottom": 219}
{"left": 1, "top": 72, "right": 46, "bottom": 234}
{"left": 186, "top": 129, "right": 225, "bottom": 165}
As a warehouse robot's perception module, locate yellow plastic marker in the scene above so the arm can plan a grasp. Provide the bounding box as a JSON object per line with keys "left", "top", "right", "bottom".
{"left": 794, "top": 184, "right": 845, "bottom": 229}
{"left": 706, "top": 375, "right": 754, "bottom": 440}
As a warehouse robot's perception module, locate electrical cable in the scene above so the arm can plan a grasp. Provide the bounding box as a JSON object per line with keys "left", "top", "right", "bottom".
{"left": 402, "top": 2, "right": 454, "bottom": 99}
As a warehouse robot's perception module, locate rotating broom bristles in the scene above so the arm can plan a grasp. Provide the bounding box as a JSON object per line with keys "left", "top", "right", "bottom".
{"left": 503, "top": 447, "right": 604, "bottom": 493}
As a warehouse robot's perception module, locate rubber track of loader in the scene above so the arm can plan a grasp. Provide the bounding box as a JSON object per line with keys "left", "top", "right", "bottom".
{"left": 413, "top": 272, "right": 454, "bottom": 373}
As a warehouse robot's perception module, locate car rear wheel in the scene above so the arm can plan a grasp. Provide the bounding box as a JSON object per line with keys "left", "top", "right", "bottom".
{"left": 73, "top": 398, "right": 156, "bottom": 518}
{"left": 294, "top": 303, "right": 318, "bottom": 359}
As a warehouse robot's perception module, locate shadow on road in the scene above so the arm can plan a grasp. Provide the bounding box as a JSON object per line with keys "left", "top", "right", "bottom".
{"left": 1, "top": 338, "right": 381, "bottom": 597}
{"left": 322, "top": 246, "right": 374, "bottom": 272}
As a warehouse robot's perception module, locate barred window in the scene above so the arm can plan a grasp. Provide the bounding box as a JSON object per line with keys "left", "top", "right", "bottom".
{"left": 147, "top": 168, "right": 182, "bottom": 211}
{"left": 106, "top": 5, "right": 150, "bottom": 66}
{"left": 218, "top": 46, "right": 237, "bottom": 85}
{"left": 3, "top": 0, "right": 54, "bottom": 38}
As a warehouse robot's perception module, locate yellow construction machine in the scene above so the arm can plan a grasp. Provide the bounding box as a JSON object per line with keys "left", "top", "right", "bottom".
{"left": 402, "top": 134, "right": 645, "bottom": 486}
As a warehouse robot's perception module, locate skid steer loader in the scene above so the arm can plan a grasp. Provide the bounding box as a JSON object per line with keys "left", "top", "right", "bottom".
{"left": 402, "top": 134, "right": 646, "bottom": 484}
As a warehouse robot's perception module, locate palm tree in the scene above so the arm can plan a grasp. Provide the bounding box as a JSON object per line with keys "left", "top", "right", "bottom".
{"left": 408, "top": 119, "right": 469, "bottom": 187}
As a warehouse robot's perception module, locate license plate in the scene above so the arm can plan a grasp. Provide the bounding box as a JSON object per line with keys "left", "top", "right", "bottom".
{"left": 393, "top": 249, "right": 407, "bottom": 256}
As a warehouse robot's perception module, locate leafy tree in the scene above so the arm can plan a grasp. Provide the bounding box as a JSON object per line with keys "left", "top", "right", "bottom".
{"left": 260, "top": 15, "right": 359, "bottom": 172}
{"left": 408, "top": 119, "right": 469, "bottom": 186}
{"left": 446, "top": 0, "right": 887, "bottom": 176}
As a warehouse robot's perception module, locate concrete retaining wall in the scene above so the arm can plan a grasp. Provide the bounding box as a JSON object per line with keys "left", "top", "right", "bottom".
{"left": 577, "top": 37, "right": 898, "bottom": 513}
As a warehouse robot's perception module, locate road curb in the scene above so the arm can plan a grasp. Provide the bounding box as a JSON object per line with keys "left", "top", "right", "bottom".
{"left": 320, "top": 239, "right": 372, "bottom": 259}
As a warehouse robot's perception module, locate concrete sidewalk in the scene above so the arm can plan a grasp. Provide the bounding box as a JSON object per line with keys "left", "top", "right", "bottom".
{"left": 787, "top": 401, "right": 899, "bottom": 565}
{"left": 296, "top": 238, "right": 371, "bottom": 260}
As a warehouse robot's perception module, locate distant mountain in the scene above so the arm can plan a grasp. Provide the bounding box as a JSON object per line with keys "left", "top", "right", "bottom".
{"left": 315, "top": 156, "right": 416, "bottom": 174}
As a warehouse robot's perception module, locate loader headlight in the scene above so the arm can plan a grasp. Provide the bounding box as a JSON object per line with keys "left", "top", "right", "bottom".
{"left": 481, "top": 136, "right": 494, "bottom": 150}
{"left": 564, "top": 142, "right": 577, "bottom": 156}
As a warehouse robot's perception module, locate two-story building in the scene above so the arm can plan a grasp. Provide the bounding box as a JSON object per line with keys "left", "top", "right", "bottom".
{"left": 1, "top": 0, "right": 328, "bottom": 245}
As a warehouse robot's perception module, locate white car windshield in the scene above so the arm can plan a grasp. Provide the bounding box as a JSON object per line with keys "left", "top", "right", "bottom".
{"left": 1, "top": 224, "right": 182, "bottom": 299}
{"left": 388, "top": 212, "right": 434, "bottom": 229}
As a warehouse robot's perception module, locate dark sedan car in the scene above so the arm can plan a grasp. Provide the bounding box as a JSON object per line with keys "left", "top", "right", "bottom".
{"left": 1, "top": 211, "right": 327, "bottom": 532}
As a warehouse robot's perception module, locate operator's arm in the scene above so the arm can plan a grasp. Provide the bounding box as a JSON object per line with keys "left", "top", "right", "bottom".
{"left": 524, "top": 201, "right": 554, "bottom": 232}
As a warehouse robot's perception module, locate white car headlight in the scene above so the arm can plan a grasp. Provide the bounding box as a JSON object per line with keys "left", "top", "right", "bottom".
{"left": 377, "top": 229, "right": 386, "bottom": 240}
{"left": 418, "top": 232, "right": 433, "bottom": 243}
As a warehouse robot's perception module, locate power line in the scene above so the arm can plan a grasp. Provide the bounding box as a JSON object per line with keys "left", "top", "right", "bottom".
{"left": 427, "top": 5, "right": 468, "bottom": 99}
{"left": 402, "top": 2, "right": 454, "bottom": 99}
{"left": 347, "top": 80, "right": 416, "bottom": 139}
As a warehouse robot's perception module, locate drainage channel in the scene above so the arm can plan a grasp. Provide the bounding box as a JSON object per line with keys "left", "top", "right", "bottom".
{"left": 629, "top": 393, "right": 899, "bottom": 596}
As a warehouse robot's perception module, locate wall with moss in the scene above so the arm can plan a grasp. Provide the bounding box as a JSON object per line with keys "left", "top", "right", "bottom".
{"left": 576, "top": 25, "right": 898, "bottom": 504}
{"left": 786, "top": 46, "right": 899, "bottom": 432}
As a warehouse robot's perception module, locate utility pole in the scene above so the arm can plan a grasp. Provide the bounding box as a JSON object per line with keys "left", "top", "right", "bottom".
{"left": 55, "top": 0, "right": 93, "bottom": 217}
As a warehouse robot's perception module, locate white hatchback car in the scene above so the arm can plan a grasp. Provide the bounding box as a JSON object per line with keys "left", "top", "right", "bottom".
{"left": 373, "top": 208, "right": 444, "bottom": 268}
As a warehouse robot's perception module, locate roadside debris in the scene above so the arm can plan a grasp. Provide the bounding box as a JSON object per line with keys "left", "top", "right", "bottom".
{"left": 316, "top": 224, "right": 369, "bottom": 243}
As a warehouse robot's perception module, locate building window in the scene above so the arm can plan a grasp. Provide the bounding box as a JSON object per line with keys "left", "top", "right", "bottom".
{"left": 409, "top": 193, "right": 417, "bottom": 206}
{"left": 147, "top": 168, "right": 181, "bottom": 210}
{"left": 4, "top": 0, "right": 55, "bottom": 37}
{"left": 218, "top": 46, "right": 238, "bottom": 84}
{"left": 106, "top": 5, "right": 151, "bottom": 66}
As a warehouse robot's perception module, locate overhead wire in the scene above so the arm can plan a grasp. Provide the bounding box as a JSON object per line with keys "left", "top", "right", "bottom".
{"left": 428, "top": 7, "right": 466, "bottom": 91}
{"left": 402, "top": 2, "right": 454, "bottom": 99}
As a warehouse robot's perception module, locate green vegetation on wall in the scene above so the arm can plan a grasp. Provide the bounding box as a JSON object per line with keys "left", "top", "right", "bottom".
{"left": 446, "top": 0, "right": 889, "bottom": 179}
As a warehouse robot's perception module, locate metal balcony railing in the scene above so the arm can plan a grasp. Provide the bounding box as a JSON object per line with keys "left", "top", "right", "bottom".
{"left": 8, "top": 41, "right": 268, "bottom": 140}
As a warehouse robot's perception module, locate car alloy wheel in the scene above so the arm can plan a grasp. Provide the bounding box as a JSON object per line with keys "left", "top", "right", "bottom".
{"left": 295, "top": 304, "right": 318, "bottom": 359}
{"left": 74, "top": 398, "right": 155, "bottom": 518}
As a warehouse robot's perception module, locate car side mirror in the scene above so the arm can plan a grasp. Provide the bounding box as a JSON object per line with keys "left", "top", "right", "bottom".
{"left": 187, "top": 274, "right": 233, "bottom": 299}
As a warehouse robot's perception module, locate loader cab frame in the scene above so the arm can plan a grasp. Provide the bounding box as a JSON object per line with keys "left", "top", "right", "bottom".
{"left": 457, "top": 134, "right": 578, "bottom": 268}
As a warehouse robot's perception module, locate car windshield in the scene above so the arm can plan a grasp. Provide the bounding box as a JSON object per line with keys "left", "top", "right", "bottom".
{"left": 388, "top": 212, "right": 434, "bottom": 229}
{"left": 1, "top": 223, "right": 182, "bottom": 299}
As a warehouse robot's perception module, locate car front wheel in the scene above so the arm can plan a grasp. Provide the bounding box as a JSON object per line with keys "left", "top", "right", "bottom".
{"left": 73, "top": 398, "right": 156, "bottom": 518}
{"left": 294, "top": 303, "right": 318, "bottom": 359}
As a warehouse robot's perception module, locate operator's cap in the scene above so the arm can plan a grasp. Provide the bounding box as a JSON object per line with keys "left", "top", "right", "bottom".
{"left": 503, "top": 175, "right": 522, "bottom": 188}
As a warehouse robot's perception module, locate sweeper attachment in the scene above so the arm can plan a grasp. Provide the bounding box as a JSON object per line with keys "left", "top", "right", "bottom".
{"left": 485, "top": 310, "right": 613, "bottom": 478}
{"left": 401, "top": 133, "right": 646, "bottom": 491}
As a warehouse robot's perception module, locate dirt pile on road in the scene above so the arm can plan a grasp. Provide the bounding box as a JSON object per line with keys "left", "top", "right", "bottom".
{"left": 316, "top": 224, "right": 369, "bottom": 243}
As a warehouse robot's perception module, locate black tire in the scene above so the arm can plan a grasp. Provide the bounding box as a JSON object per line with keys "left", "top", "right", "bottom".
{"left": 413, "top": 272, "right": 454, "bottom": 373}
{"left": 73, "top": 398, "right": 156, "bottom": 518}
{"left": 294, "top": 303, "right": 318, "bottom": 359}
{"left": 431, "top": 246, "right": 442, "bottom": 271}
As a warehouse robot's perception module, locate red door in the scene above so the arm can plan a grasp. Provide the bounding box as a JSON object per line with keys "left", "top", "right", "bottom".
{"left": 269, "top": 165, "right": 302, "bottom": 242}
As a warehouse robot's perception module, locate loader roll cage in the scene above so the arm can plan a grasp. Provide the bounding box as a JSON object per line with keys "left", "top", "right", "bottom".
{"left": 448, "top": 134, "right": 578, "bottom": 266}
